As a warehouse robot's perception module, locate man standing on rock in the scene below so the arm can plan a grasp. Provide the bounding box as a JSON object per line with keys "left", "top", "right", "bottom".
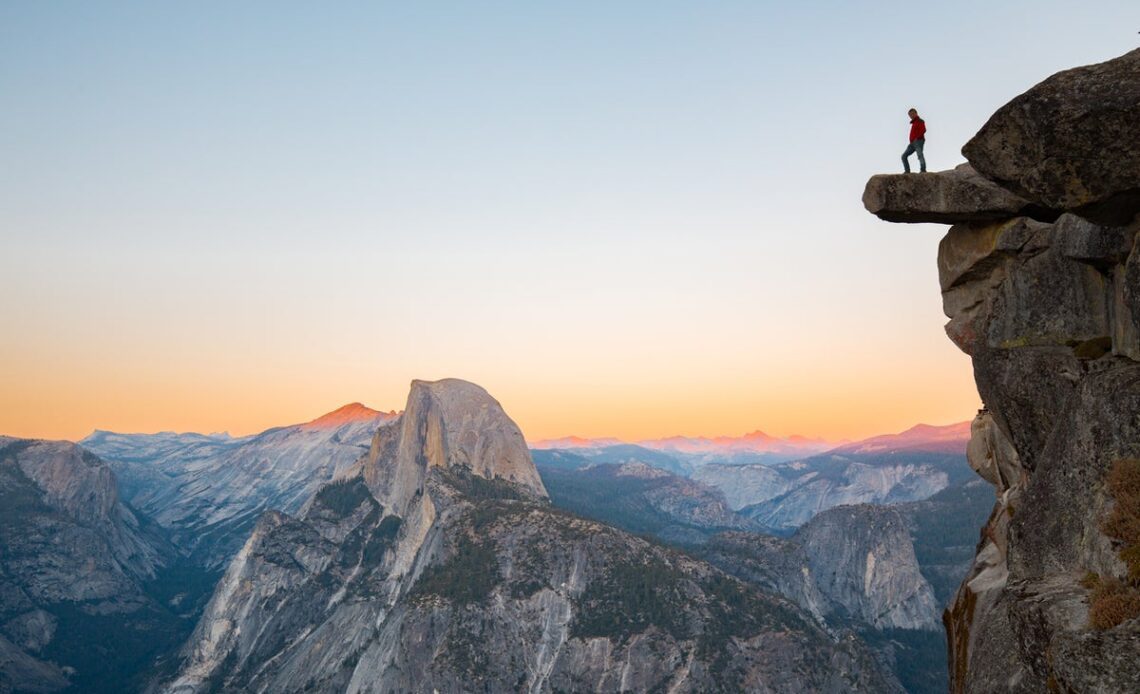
{"left": 902, "top": 108, "right": 927, "bottom": 173}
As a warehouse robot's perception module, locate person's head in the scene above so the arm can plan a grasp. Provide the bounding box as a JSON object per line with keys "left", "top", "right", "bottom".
{"left": 908, "top": 108, "right": 919, "bottom": 119}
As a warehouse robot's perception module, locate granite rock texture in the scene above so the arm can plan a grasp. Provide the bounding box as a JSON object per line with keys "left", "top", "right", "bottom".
{"left": 700, "top": 504, "right": 941, "bottom": 632}
{"left": 164, "top": 380, "right": 901, "bottom": 693}
{"left": 863, "top": 164, "right": 1049, "bottom": 224}
{"left": 865, "top": 48, "right": 1140, "bottom": 693}
{"left": 0, "top": 437, "right": 174, "bottom": 692}
{"left": 963, "top": 48, "right": 1140, "bottom": 225}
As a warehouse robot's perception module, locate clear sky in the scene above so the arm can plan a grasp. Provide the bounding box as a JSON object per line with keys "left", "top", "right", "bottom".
{"left": 2, "top": 2, "right": 1137, "bottom": 442}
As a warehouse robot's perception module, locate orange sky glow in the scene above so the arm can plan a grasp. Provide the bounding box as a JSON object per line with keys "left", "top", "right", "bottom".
{"left": 15, "top": 2, "right": 1108, "bottom": 447}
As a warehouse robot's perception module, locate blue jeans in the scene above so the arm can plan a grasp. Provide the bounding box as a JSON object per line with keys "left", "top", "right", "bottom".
{"left": 903, "top": 138, "right": 926, "bottom": 173}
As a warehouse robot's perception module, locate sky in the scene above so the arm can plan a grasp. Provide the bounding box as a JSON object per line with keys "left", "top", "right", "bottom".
{"left": 2, "top": 1, "right": 1137, "bottom": 443}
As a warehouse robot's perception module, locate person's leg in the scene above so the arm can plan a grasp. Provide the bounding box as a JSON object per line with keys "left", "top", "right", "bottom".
{"left": 915, "top": 138, "right": 926, "bottom": 172}
{"left": 902, "top": 142, "right": 916, "bottom": 173}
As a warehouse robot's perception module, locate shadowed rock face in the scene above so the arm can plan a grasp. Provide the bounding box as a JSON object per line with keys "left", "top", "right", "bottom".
{"left": 963, "top": 48, "right": 1140, "bottom": 225}
{"left": 0, "top": 438, "right": 167, "bottom": 604}
{"left": 864, "top": 48, "right": 1140, "bottom": 694}
{"left": 164, "top": 380, "right": 901, "bottom": 694}
{"left": 0, "top": 437, "right": 175, "bottom": 692}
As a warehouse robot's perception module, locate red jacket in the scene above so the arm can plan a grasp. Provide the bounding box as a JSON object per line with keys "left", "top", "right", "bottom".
{"left": 909, "top": 117, "right": 926, "bottom": 142}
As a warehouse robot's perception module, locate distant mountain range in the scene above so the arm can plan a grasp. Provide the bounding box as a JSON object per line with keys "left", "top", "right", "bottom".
{"left": 533, "top": 422, "right": 972, "bottom": 532}
{"left": 82, "top": 403, "right": 399, "bottom": 567}
{"left": 532, "top": 422, "right": 965, "bottom": 457}
{"left": 532, "top": 420, "right": 987, "bottom": 694}
{"left": 155, "top": 379, "right": 899, "bottom": 693}
{"left": 830, "top": 421, "right": 972, "bottom": 455}
{"left": 2, "top": 397, "right": 978, "bottom": 693}
{"left": 531, "top": 429, "right": 837, "bottom": 458}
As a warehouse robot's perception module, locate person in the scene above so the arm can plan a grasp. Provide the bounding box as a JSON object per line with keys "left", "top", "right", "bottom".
{"left": 902, "top": 108, "right": 926, "bottom": 173}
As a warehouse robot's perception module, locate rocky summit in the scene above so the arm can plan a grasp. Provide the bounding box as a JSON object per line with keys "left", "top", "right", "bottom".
{"left": 163, "top": 379, "right": 899, "bottom": 693}
{"left": 864, "top": 49, "right": 1140, "bottom": 693}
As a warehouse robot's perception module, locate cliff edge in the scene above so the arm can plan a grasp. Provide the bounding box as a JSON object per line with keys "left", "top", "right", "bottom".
{"left": 864, "top": 49, "right": 1140, "bottom": 693}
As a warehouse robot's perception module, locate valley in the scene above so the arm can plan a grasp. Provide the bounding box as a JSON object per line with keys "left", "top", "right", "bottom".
{"left": 2, "top": 381, "right": 993, "bottom": 693}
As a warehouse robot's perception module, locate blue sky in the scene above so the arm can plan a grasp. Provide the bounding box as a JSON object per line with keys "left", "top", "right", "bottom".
{"left": 1, "top": 1, "right": 1137, "bottom": 440}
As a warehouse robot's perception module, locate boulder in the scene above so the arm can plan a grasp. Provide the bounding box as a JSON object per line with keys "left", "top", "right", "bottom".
{"left": 963, "top": 48, "right": 1140, "bottom": 225}
{"left": 862, "top": 164, "right": 1047, "bottom": 224}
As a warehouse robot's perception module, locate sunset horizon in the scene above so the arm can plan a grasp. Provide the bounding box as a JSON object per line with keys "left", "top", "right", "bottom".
{"left": 3, "top": 3, "right": 1138, "bottom": 692}
{"left": 3, "top": 373, "right": 978, "bottom": 445}
{"left": 9, "top": 3, "right": 1125, "bottom": 450}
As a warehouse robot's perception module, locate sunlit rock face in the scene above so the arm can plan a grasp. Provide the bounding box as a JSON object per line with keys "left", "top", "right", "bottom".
{"left": 863, "top": 163, "right": 1048, "bottom": 224}
{"left": 164, "top": 379, "right": 902, "bottom": 694}
{"left": 962, "top": 48, "right": 1140, "bottom": 225}
{"left": 362, "top": 378, "right": 547, "bottom": 519}
{"left": 700, "top": 504, "right": 941, "bottom": 632}
{"left": 865, "top": 48, "right": 1140, "bottom": 694}
{"left": 83, "top": 403, "right": 399, "bottom": 567}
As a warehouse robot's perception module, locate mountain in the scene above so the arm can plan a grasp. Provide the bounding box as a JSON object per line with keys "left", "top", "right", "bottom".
{"left": 531, "top": 431, "right": 834, "bottom": 464}
{"left": 535, "top": 457, "right": 759, "bottom": 544}
{"left": 698, "top": 504, "right": 939, "bottom": 632}
{"left": 528, "top": 435, "right": 623, "bottom": 450}
{"left": 864, "top": 48, "right": 1140, "bottom": 693}
{"left": 896, "top": 479, "right": 996, "bottom": 608}
{"left": 533, "top": 443, "right": 691, "bottom": 475}
{"left": 164, "top": 379, "right": 900, "bottom": 693}
{"left": 536, "top": 443, "right": 991, "bottom": 692}
{"left": 82, "top": 404, "right": 398, "bottom": 567}
{"left": 0, "top": 437, "right": 188, "bottom": 693}
{"left": 638, "top": 431, "right": 833, "bottom": 458}
{"left": 831, "top": 422, "right": 972, "bottom": 455}
{"left": 697, "top": 505, "right": 943, "bottom": 694}
{"left": 733, "top": 456, "right": 953, "bottom": 532}
{"left": 706, "top": 422, "right": 968, "bottom": 530}
{"left": 535, "top": 455, "right": 945, "bottom": 629}
{"left": 532, "top": 422, "right": 970, "bottom": 534}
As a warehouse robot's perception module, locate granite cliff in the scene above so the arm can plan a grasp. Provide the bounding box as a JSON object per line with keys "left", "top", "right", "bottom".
{"left": 864, "top": 48, "right": 1140, "bottom": 693}
{"left": 0, "top": 437, "right": 181, "bottom": 693}
{"left": 164, "top": 379, "right": 900, "bottom": 693}
{"left": 700, "top": 504, "right": 940, "bottom": 632}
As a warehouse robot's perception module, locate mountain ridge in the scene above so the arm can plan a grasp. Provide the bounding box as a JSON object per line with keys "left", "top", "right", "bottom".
{"left": 164, "top": 379, "right": 902, "bottom": 693}
{"left": 531, "top": 420, "right": 969, "bottom": 457}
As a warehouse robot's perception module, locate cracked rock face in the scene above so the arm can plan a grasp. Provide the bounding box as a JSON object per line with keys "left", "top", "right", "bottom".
{"left": 865, "top": 47, "right": 1140, "bottom": 694}
{"left": 164, "top": 380, "right": 901, "bottom": 694}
